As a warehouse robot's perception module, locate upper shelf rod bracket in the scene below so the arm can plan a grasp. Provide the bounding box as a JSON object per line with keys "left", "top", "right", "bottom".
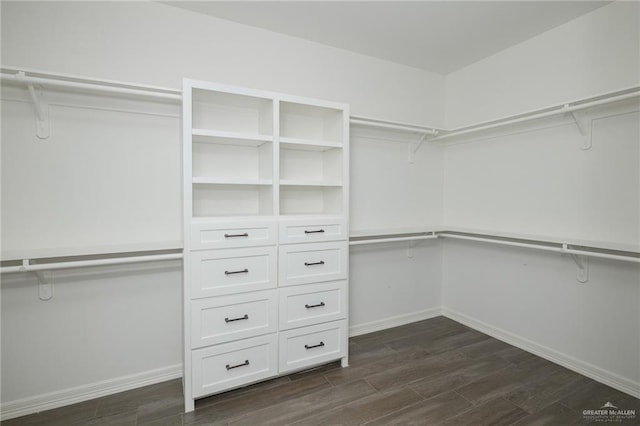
{"left": 563, "top": 244, "right": 589, "bottom": 283}
{"left": 429, "top": 87, "right": 639, "bottom": 143}
{"left": 16, "top": 71, "right": 50, "bottom": 139}
{"left": 408, "top": 133, "right": 429, "bottom": 163}
{"left": 564, "top": 105, "right": 592, "bottom": 150}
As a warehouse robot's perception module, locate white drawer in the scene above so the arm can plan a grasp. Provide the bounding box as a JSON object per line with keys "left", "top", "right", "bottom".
{"left": 279, "top": 281, "right": 347, "bottom": 330}
{"left": 278, "top": 320, "right": 347, "bottom": 374}
{"left": 278, "top": 242, "right": 347, "bottom": 287}
{"left": 192, "top": 334, "right": 277, "bottom": 398}
{"left": 191, "top": 290, "right": 277, "bottom": 348}
{"left": 191, "top": 247, "right": 277, "bottom": 298}
{"left": 279, "top": 218, "right": 347, "bottom": 244}
{"left": 191, "top": 220, "right": 277, "bottom": 250}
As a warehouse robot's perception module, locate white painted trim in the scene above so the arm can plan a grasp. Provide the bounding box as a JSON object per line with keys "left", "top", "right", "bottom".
{"left": 0, "top": 364, "right": 182, "bottom": 421}
{"left": 349, "top": 307, "right": 442, "bottom": 337}
{"left": 442, "top": 308, "right": 640, "bottom": 399}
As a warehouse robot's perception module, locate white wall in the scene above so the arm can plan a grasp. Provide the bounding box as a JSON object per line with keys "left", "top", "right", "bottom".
{"left": 350, "top": 127, "right": 444, "bottom": 232}
{"left": 442, "top": 240, "right": 640, "bottom": 396}
{"left": 441, "top": 0, "right": 640, "bottom": 399}
{"left": 1, "top": 261, "right": 183, "bottom": 409}
{"left": 445, "top": 1, "right": 640, "bottom": 128}
{"left": 0, "top": 1, "right": 446, "bottom": 418}
{"left": 1, "top": 1, "right": 444, "bottom": 127}
{"left": 443, "top": 101, "right": 640, "bottom": 248}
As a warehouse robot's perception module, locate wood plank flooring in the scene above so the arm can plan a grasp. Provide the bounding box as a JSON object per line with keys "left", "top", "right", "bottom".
{"left": 4, "top": 316, "right": 639, "bottom": 425}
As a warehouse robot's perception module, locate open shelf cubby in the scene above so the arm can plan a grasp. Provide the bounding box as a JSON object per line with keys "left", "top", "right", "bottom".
{"left": 193, "top": 135, "right": 273, "bottom": 183}
{"left": 192, "top": 183, "right": 274, "bottom": 218}
{"left": 192, "top": 89, "right": 274, "bottom": 136}
{"left": 279, "top": 144, "right": 342, "bottom": 185}
{"left": 279, "top": 185, "right": 343, "bottom": 216}
{"left": 280, "top": 101, "right": 344, "bottom": 144}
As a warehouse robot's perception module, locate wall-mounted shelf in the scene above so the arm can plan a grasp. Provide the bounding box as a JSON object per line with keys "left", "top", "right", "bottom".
{"left": 430, "top": 86, "right": 640, "bottom": 143}
{"left": 349, "top": 228, "right": 640, "bottom": 266}
{"left": 350, "top": 87, "right": 640, "bottom": 149}
{"left": 0, "top": 249, "right": 183, "bottom": 301}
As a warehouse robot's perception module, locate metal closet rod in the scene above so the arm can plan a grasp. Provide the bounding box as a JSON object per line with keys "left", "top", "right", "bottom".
{"left": 437, "top": 233, "right": 640, "bottom": 264}
{"left": 349, "top": 233, "right": 438, "bottom": 246}
{"left": 350, "top": 87, "right": 640, "bottom": 140}
{"left": 348, "top": 231, "right": 640, "bottom": 263}
{"left": 430, "top": 88, "right": 640, "bottom": 142}
{"left": 350, "top": 115, "right": 439, "bottom": 135}
{"left": 1, "top": 68, "right": 182, "bottom": 101}
{"left": 0, "top": 252, "right": 184, "bottom": 274}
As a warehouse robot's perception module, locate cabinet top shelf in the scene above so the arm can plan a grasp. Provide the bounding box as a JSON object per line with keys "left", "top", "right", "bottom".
{"left": 192, "top": 129, "right": 273, "bottom": 145}
{"left": 279, "top": 137, "right": 342, "bottom": 151}
{"left": 193, "top": 177, "right": 273, "bottom": 186}
{"left": 279, "top": 180, "right": 342, "bottom": 187}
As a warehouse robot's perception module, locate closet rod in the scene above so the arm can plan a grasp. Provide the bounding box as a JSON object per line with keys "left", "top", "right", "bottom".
{"left": 1, "top": 70, "right": 182, "bottom": 101}
{"left": 430, "top": 88, "right": 640, "bottom": 142}
{"left": 0, "top": 252, "right": 183, "bottom": 274}
{"left": 349, "top": 234, "right": 438, "bottom": 246}
{"left": 350, "top": 115, "right": 440, "bottom": 135}
{"left": 438, "top": 233, "right": 640, "bottom": 264}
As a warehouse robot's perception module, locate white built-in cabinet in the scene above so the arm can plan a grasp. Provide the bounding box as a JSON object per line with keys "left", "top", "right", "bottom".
{"left": 182, "top": 79, "right": 349, "bottom": 411}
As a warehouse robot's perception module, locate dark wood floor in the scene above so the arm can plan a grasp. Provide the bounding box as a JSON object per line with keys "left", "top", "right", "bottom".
{"left": 4, "top": 316, "right": 639, "bottom": 425}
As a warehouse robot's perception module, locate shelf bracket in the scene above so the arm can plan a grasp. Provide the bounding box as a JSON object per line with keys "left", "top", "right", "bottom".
{"left": 20, "top": 259, "right": 54, "bottom": 300}
{"left": 16, "top": 71, "right": 50, "bottom": 139}
{"left": 406, "top": 241, "right": 416, "bottom": 258}
{"left": 564, "top": 105, "right": 591, "bottom": 150}
{"left": 36, "top": 271, "right": 54, "bottom": 300}
{"left": 408, "top": 132, "right": 432, "bottom": 163}
{"left": 563, "top": 244, "right": 589, "bottom": 283}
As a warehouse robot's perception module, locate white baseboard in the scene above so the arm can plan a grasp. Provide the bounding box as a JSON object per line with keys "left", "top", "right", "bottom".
{"left": 0, "top": 364, "right": 183, "bottom": 421}
{"left": 442, "top": 308, "right": 640, "bottom": 399}
{"left": 349, "top": 307, "right": 442, "bottom": 337}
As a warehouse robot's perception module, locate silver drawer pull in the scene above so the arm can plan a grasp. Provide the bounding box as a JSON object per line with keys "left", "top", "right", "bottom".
{"left": 225, "top": 314, "right": 249, "bottom": 323}
{"left": 304, "top": 261, "right": 325, "bottom": 266}
{"left": 305, "top": 342, "right": 325, "bottom": 350}
{"left": 225, "top": 268, "right": 249, "bottom": 275}
{"left": 224, "top": 233, "right": 249, "bottom": 238}
{"left": 305, "top": 302, "right": 325, "bottom": 309}
{"left": 226, "top": 360, "right": 250, "bottom": 370}
{"left": 304, "top": 229, "right": 325, "bottom": 234}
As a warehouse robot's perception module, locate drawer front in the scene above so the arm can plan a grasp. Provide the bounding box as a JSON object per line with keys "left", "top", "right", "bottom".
{"left": 191, "top": 247, "right": 277, "bottom": 298}
{"left": 279, "top": 281, "right": 347, "bottom": 330}
{"left": 191, "top": 220, "right": 277, "bottom": 250}
{"left": 279, "top": 320, "right": 347, "bottom": 374}
{"left": 191, "top": 290, "right": 277, "bottom": 348}
{"left": 279, "top": 219, "right": 347, "bottom": 244}
{"left": 279, "top": 242, "right": 347, "bottom": 287}
{"left": 192, "top": 334, "right": 277, "bottom": 398}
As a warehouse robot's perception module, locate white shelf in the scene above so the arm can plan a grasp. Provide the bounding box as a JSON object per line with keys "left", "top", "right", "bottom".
{"left": 193, "top": 177, "right": 273, "bottom": 186}
{"left": 279, "top": 179, "right": 342, "bottom": 187}
{"left": 193, "top": 129, "right": 273, "bottom": 146}
{"left": 1, "top": 241, "right": 183, "bottom": 263}
{"left": 279, "top": 137, "right": 342, "bottom": 151}
{"left": 442, "top": 226, "right": 640, "bottom": 254}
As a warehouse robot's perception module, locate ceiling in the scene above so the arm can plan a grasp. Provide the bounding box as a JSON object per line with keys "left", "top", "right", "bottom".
{"left": 163, "top": 1, "right": 610, "bottom": 75}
